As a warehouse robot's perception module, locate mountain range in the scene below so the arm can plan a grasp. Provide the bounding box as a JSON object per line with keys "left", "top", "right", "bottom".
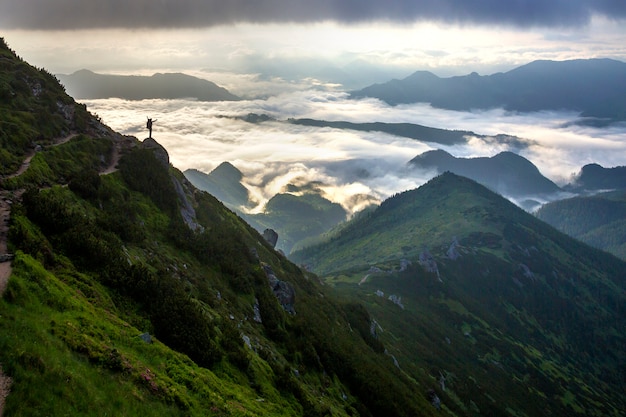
{"left": 2, "top": 37, "right": 626, "bottom": 417}
{"left": 351, "top": 58, "right": 626, "bottom": 124}
{"left": 185, "top": 151, "right": 626, "bottom": 255}
{"left": 57, "top": 69, "right": 240, "bottom": 101}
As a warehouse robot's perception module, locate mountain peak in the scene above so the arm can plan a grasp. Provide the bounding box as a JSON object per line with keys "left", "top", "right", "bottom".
{"left": 566, "top": 162, "right": 626, "bottom": 191}
{"left": 210, "top": 161, "right": 243, "bottom": 182}
{"left": 409, "top": 150, "right": 561, "bottom": 200}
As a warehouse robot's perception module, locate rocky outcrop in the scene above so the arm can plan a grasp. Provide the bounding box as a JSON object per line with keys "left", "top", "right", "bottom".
{"left": 399, "top": 259, "right": 411, "bottom": 271}
{"left": 0, "top": 254, "right": 14, "bottom": 263}
{"left": 262, "top": 229, "right": 278, "bottom": 248}
{"left": 388, "top": 294, "right": 405, "bottom": 309}
{"left": 262, "top": 264, "right": 296, "bottom": 314}
{"left": 447, "top": 237, "right": 461, "bottom": 260}
{"left": 141, "top": 137, "right": 169, "bottom": 167}
{"left": 171, "top": 176, "right": 202, "bottom": 231}
{"left": 419, "top": 248, "right": 441, "bottom": 281}
{"left": 253, "top": 298, "right": 262, "bottom": 323}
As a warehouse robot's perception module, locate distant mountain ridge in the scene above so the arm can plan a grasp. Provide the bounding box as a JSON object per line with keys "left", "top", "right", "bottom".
{"left": 565, "top": 163, "right": 626, "bottom": 192}
{"left": 351, "top": 59, "right": 626, "bottom": 124}
{"left": 57, "top": 69, "right": 240, "bottom": 101}
{"left": 409, "top": 149, "right": 562, "bottom": 206}
{"left": 289, "top": 118, "right": 527, "bottom": 148}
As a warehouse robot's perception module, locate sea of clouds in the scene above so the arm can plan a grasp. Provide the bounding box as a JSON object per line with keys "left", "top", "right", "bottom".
{"left": 82, "top": 83, "right": 626, "bottom": 214}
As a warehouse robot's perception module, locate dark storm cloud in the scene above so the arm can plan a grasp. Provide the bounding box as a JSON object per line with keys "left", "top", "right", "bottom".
{"left": 2, "top": 0, "right": 625, "bottom": 30}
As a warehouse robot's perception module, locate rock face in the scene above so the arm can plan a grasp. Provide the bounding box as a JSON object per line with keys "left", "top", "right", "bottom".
{"left": 262, "top": 264, "right": 295, "bottom": 314}
{"left": 262, "top": 229, "right": 279, "bottom": 248}
{"left": 141, "top": 138, "right": 169, "bottom": 167}
{"left": 419, "top": 248, "right": 441, "bottom": 281}
{"left": 447, "top": 237, "right": 461, "bottom": 260}
{"left": 171, "top": 176, "right": 202, "bottom": 231}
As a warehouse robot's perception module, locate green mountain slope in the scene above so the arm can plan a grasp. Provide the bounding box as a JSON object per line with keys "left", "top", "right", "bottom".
{"left": 0, "top": 39, "right": 94, "bottom": 176}
{"left": 291, "top": 173, "right": 626, "bottom": 416}
{"left": 0, "top": 38, "right": 436, "bottom": 417}
{"left": 536, "top": 190, "right": 626, "bottom": 260}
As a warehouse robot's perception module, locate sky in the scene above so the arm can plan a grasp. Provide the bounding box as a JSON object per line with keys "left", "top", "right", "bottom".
{"left": 2, "top": 0, "right": 626, "bottom": 83}
{"left": 2, "top": 0, "right": 626, "bottom": 213}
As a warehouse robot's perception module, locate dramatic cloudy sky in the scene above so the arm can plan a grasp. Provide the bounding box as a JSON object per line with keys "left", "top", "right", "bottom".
{"left": 2, "top": 0, "right": 626, "bottom": 80}
{"left": 2, "top": 1, "right": 626, "bottom": 213}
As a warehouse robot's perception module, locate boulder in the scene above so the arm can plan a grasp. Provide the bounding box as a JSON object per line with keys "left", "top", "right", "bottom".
{"left": 419, "top": 248, "right": 441, "bottom": 281}
{"left": 262, "top": 264, "right": 296, "bottom": 314}
{"left": 262, "top": 228, "right": 278, "bottom": 248}
{"left": 141, "top": 137, "right": 169, "bottom": 167}
{"left": 447, "top": 237, "right": 461, "bottom": 260}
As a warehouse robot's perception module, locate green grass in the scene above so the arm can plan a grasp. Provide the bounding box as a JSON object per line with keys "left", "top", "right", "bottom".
{"left": 0, "top": 252, "right": 312, "bottom": 416}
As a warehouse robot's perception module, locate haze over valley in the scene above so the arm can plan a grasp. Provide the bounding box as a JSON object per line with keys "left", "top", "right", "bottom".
{"left": 76, "top": 77, "right": 625, "bottom": 215}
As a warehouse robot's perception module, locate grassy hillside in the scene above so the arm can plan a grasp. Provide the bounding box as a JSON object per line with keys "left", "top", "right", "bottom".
{"left": 292, "top": 173, "right": 626, "bottom": 416}
{"left": 0, "top": 38, "right": 442, "bottom": 417}
{"left": 0, "top": 38, "right": 94, "bottom": 176}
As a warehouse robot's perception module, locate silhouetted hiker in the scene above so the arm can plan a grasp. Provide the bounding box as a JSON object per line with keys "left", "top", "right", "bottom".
{"left": 147, "top": 117, "right": 157, "bottom": 138}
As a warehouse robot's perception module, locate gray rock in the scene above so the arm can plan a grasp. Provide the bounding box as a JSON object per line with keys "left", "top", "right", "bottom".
{"left": 419, "top": 248, "right": 441, "bottom": 281}
{"left": 139, "top": 332, "right": 152, "bottom": 344}
{"left": 262, "top": 229, "right": 278, "bottom": 248}
{"left": 447, "top": 237, "right": 461, "bottom": 260}
{"left": 262, "top": 264, "right": 296, "bottom": 314}
{"left": 519, "top": 263, "right": 534, "bottom": 279}
{"left": 242, "top": 334, "right": 252, "bottom": 350}
{"left": 388, "top": 294, "right": 405, "bottom": 309}
{"left": 171, "top": 176, "right": 202, "bottom": 231}
{"left": 141, "top": 137, "right": 169, "bottom": 167}
{"left": 253, "top": 298, "right": 263, "bottom": 323}
{"left": 0, "top": 254, "right": 14, "bottom": 262}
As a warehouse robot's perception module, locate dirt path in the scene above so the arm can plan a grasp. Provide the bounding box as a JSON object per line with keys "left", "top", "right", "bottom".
{"left": 0, "top": 192, "right": 12, "bottom": 296}
{"left": 0, "top": 196, "right": 11, "bottom": 416}
{"left": 0, "top": 132, "right": 82, "bottom": 416}
{"left": 3, "top": 133, "right": 78, "bottom": 181}
{"left": 100, "top": 142, "right": 121, "bottom": 175}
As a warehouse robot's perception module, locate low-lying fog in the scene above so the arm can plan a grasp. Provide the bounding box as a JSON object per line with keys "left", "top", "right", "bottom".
{"left": 83, "top": 83, "right": 626, "bottom": 214}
